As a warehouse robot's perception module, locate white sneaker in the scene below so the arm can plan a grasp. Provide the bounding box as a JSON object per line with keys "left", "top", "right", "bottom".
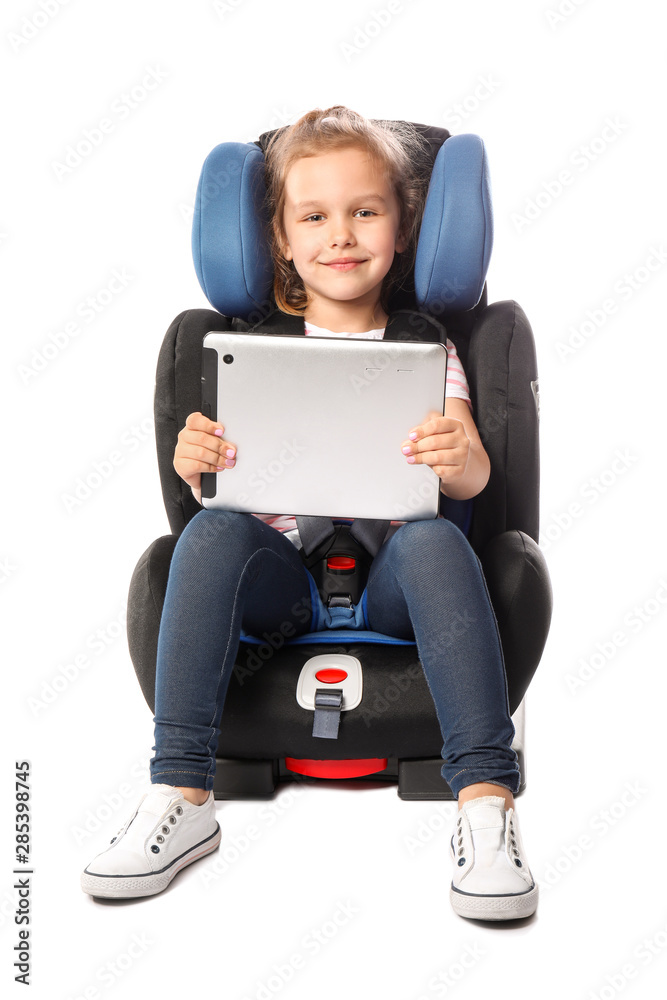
{"left": 449, "top": 795, "right": 538, "bottom": 920}
{"left": 81, "top": 784, "right": 221, "bottom": 899}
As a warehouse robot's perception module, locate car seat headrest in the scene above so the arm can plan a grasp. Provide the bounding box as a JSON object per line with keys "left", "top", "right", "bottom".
{"left": 414, "top": 134, "right": 493, "bottom": 313}
{"left": 192, "top": 132, "right": 493, "bottom": 320}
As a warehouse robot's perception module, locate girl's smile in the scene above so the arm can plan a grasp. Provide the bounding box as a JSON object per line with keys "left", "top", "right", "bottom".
{"left": 323, "top": 257, "right": 367, "bottom": 269}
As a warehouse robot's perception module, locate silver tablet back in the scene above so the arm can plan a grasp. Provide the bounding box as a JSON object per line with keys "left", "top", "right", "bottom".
{"left": 201, "top": 332, "right": 447, "bottom": 521}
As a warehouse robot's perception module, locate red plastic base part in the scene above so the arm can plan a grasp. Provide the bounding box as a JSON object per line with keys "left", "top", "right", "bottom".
{"left": 285, "top": 757, "right": 388, "bottom": 779}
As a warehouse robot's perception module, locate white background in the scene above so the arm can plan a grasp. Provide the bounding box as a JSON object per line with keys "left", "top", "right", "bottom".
{"left": 3, "top": 1, "right": 666, "bottom": 998}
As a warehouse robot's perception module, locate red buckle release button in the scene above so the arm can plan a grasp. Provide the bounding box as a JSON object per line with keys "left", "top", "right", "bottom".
{"left": 327, "top": 556, "right": 356, "bottom": 572}
{"left": 314, "top": 668, "right": 348, "bottom": 684}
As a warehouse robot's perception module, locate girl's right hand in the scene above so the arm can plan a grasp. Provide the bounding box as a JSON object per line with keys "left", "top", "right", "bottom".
{"left": 173, "top": 411, "right": 236, "bottom": 492}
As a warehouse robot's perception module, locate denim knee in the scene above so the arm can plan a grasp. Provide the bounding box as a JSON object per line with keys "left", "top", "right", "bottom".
{"left": 385, "top": 518, "right": 471, "bottom": 570}
{"left": 176, "top": 509, "right": 264, "bottom": 560}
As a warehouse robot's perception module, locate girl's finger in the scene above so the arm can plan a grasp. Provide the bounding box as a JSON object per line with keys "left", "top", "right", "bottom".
{"left": 179, "top": 434, "right": 236, "bottom": 469}
{"left": 185, "top": 411, "right": 225, "bottom": 436}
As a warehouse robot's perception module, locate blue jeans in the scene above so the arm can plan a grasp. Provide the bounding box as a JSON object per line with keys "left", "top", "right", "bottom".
{"left": 150, "top": 510, "right": 520, "bottom": 797}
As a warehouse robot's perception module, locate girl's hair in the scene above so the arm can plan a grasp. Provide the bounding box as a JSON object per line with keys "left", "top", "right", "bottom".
{"left": 263, "top": 106, "right": 430, "bottom": 317}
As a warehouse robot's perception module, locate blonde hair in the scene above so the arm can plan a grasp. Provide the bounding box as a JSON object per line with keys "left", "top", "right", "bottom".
{"left": 263, "top": 105, "right": 429, "bottom": 316}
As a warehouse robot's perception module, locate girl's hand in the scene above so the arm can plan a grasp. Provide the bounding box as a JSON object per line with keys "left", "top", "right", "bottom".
{"left": 401, "top": 411, "right": 470, "bottom": 484}
{"left": 400, "top": 399, "right": 491, "bottom": 501}
{"left": 174, "top": 411, "right": 236, "bottom": 493}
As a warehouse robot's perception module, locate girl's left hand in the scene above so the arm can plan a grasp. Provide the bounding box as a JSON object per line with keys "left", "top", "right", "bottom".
{"left": 401, "top": 410, "right": 470, "bottom": 485}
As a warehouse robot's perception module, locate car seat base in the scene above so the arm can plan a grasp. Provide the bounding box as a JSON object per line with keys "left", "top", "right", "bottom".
{"left": 210, "top": 746, "right": 526, "bottom": 801}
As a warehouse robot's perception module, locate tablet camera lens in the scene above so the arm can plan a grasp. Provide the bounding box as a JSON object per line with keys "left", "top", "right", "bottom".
{"left": 223, "top": 354, "right": 234, "bottom": 365}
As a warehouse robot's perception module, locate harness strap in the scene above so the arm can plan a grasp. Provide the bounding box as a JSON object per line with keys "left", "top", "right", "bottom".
{"left": 296, "top": 515, "right": 390, "bottom": 559}
{"left": 312, "top": 687, "right": 344, "bottom": 739}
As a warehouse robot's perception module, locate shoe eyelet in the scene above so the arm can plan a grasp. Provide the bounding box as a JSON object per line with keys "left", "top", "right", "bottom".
{"left": 156, "top": 835, "right": 164, "bottom": 844}
{"left": 458, "top": 847, "right": 464, "bottom": 856}
{"left": 169, "top": 815, "right": 177, "bottom": 825}
{"left": 110, "top": 837, "right": 116, "bottom": 844}
{"left": 175, "top": 806, "right": 183, "bottom": 816}
{"left": 151, "top": 845, "right": 160, "bottom": 854}
{"left": 458, "top": 837, "right": 463, "bottom": 846}
{"left": 162, "top": 826, "right": 170, "bottom": 835}
{"left": 514, "top": 858, "right": 522, "bottom": 867}
{"left": 458, "top": 858, "right": 466, "bottom": 867}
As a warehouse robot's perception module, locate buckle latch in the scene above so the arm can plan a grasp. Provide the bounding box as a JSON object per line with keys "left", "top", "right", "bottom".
{"left": 326, "top": 594, "right": 353, "bottom": 609}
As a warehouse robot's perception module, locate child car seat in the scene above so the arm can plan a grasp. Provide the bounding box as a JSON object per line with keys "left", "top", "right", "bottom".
{"left": 127, "top": 121, "right": 552, "bottom": 800}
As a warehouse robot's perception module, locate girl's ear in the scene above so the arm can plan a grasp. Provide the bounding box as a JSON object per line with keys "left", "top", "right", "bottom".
{"left": 394, "top": 228, "right": 409, "bottom": 254}
{"left": 395, "top": 232, "right": 408, "bottom": 254}
{"left": 272, "top": 216, "right": 291, "bottom": 261}
{"left": 277, "top": 233, "right": 293, "bottom": 261}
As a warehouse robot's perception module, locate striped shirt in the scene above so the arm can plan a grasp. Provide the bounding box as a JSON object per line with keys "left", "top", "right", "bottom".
{"left": 253, "top": 320, "right": 471, "bottom": 535}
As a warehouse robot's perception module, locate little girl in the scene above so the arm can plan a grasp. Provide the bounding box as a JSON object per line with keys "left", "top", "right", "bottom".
{"left": 82, "top": 106, "right": 538, "bottom": 921}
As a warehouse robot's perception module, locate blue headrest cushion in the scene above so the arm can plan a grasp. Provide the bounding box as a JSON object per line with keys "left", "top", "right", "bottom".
{"left": 414, "top": 134, "right": 493, "bottom": 313}
{"left": 192, "top": 142, "right": 274, "bottom": 320}
{"left": 192, "top": 133, "right": 493, "bottom": 319}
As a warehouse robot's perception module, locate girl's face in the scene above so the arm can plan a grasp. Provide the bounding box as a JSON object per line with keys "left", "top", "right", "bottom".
{"left": 280, "top": 145, "right": 406, "bottom": 326}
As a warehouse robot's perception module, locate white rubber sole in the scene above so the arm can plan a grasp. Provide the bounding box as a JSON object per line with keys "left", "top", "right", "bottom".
{"left": 450, "top": 882, "right": 539, "bottom": 921}
{"left": 81, "top": 824, "right": 222, "bottom": 899}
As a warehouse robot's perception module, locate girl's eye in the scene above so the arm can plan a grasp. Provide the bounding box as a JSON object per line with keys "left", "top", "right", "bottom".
{"left": 304, "top": 210, "right": 376, "bottom": 222}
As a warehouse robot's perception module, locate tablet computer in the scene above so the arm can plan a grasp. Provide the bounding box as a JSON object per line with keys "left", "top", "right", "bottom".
{"left": 200, "top": 332, "right": 447, "bottom": 521}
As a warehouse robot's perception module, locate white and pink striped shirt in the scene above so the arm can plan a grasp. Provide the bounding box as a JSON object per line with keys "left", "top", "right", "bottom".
{"left": 253, "top": 320, "right": 471, "bottom": 535}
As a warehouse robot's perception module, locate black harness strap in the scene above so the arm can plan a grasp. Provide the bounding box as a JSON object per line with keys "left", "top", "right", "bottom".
{"left": 296, "top": 515, "right": 390, "bottom": 559}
